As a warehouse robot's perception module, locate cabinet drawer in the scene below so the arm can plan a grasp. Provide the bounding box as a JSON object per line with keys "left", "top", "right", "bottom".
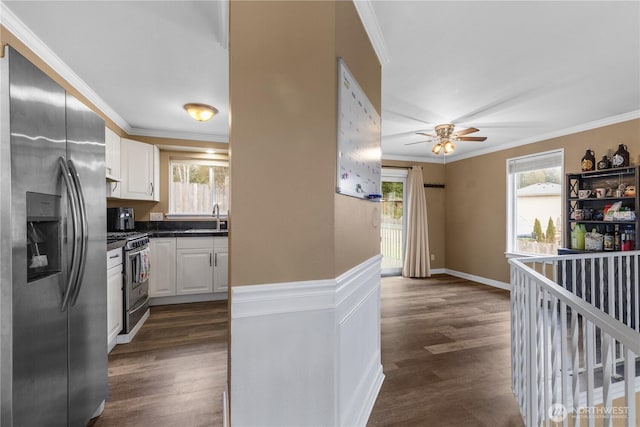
{"left": 213, "top": 236, "right": 228, "bottom": 249}
{"left": 107, "top": 248, "right": 123, "bottom": 269}
{"left": 176, "top": 237, "right": 214, "bottom": 250}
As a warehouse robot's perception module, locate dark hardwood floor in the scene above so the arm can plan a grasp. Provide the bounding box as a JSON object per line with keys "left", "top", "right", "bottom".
{"left": 368, "top": 275, "right": 523, "bottom": 427}
{"left": 91, "top": 301, "right": 228, "bottom": 427}
{"left": 92, "top": 275, "right": 523, "bottom": 426}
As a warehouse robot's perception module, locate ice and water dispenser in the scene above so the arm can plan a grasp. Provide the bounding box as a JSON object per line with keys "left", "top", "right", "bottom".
{"left": 26, "top": 192, "right": 61, "bottom": 282}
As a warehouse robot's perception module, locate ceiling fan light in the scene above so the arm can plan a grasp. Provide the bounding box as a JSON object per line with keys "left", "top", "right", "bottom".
{"left": 443, "top": 140, "right": 455, "bottom": 154}
{"left": 432, "top": 142, "right": 443, "bottom": 155}
{"left": 184, "top": 103, "right": 218, "bottom": 122}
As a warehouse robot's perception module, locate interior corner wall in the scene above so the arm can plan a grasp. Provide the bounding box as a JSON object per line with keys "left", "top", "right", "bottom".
{"left": 228, "top": 2, "right": 383, "bottom": 426}
{"left": 333, "top": 0, "right": 382, "bottom": 276}
{"left": 445, "top": 118, "right": 640, "bottom": 284}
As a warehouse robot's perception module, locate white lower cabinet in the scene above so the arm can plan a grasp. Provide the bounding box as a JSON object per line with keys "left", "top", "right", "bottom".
{"left": 150, "top": 236, "right": 227, "bottom": 300}
{"left": 176, "top": 243, "right": 214, "bottom": 295}
{"left": 107, "top": 248, "right": 123, "bottom": 352}
{"left": 149, "top": 238, "right": 176, "bottom": 297}
{"left": 213, "top": 237, "right": 228, "bottom": 293}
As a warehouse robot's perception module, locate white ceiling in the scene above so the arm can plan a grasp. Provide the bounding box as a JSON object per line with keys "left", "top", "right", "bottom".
{"left": 2, "top": 1, "right": 639, "bottom": 161}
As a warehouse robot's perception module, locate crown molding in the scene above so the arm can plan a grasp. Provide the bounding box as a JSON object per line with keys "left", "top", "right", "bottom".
{"left": 216, "top": 0, "right": 229, "bottom": 50}
{"left": 352, "top": 0, "right": 391, "bottom": 67}
{"left": 0, "top": 2, "right": 132, "bottom": 134}
{"left": 128, "top": 127, "right": 229, "bottom": 144}
{"left": 381, "top": 153, "right": 444, "bottom": 164}
{"left": 445, "top": 110, "right": 640, "bottom": 163}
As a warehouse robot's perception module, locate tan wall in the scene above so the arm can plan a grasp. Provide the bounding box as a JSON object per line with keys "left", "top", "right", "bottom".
{"left": 229, "top": 1, "right": 380, "bottom": 286}
{"left": 382, "top": 160, "right": 446, "bottom": 269}
{"left": 445, "top": 118, "right": 640, "bottom": 283}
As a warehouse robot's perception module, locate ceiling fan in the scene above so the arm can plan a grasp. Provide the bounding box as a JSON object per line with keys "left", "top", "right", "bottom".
{"left": 406, "top": 123, "right": 487, "bottom": 155}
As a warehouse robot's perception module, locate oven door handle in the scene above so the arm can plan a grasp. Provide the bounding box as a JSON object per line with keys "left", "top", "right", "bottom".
{"left": 130, "top": 296, "right": 149, "bottom": 315}
{"left": 59, "top": 157, "right": 81, "bottom": 312}
{"left": 68, "top": 159, "right": 89, "bottom": 307}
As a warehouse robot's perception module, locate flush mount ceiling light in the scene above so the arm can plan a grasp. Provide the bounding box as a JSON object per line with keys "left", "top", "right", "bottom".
{"left": 183, "top": 103, "right": 218, "bottom": 122}
{"left": 407, "top": 123, "right": 487, "bottom": 155}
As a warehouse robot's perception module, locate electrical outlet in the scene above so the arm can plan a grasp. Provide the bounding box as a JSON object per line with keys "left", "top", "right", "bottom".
{"left": 150, "top": 212, "right": 163, "bottom": 221}
{"left": 430, "top": 254, "right": 435, "bottom": 261}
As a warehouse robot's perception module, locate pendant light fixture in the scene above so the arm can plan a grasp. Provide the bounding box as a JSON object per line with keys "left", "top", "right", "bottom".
{"left": 183, "top": 103, "right": 218, "bottom": 122}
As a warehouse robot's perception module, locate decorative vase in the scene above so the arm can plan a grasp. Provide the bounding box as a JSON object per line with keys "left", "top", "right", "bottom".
{"left": 581, "top": 149, "right": 595, "bottom": 171}
{"left": 597, "top": 155, "right": 611, "bottom": 170}
{"left": 611, "top": 144, "right": 630, "bottom": 168}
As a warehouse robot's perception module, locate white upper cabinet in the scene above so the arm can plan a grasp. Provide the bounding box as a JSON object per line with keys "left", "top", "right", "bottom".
{"left": 105, "top": 127, "right": 121, "bottom": 198}
{"left": 120, "top": 138, "right": 160, "bottom": 201}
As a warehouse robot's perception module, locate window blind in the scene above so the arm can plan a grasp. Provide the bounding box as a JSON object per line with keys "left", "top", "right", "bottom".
{"left": 508, "top": 149, "right": 563, "bottom": 174}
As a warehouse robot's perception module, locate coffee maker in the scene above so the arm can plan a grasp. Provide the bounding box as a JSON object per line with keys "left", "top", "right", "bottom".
{"left": 106, "top": 207, "right": 135, "bottom": 232}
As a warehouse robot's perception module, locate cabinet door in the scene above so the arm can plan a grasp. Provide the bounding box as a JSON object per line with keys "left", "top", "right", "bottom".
{"left": 149, "top": 238, "right": 176, "bottom": 297}
{"left": 176, "top": 249, "right": 214, "bottom": 294}
{"left": 105, "top": 127, "right": 121, "bottom": 198}
{"left": 213, "top": 249, "right": 228, "bottom": 293}
{"left": 107, "top": 264, "right": 123, "bottom": 350}
{"left": 120, "top": 138, "right": 154, "bottom": 200}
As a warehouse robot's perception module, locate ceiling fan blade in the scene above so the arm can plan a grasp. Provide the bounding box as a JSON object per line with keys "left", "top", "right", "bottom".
{"left": 416, "top": 132, "right": 437, "bottom": 138}
{"left": 404, "top": 140, "right": 429, "bottom": 146}
{"left": 457, "top": 136, "right": 487, "bottom": 142}
{"left": 452, "top": 127, "right": 479, "bottom": 137}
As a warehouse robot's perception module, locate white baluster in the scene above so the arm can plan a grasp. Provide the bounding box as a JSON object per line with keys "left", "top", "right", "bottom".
{"left": 623, "top": 345, "right": 636, "bottom": 427}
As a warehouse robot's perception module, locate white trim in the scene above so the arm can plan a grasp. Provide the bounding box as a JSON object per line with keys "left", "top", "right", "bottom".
{"left": 115, "top": 309, "right": 150, "bottom": 344}
{"left": 352, "top": 0, "right": 391, "bottom": 67}
{"left": 446, "top": 110, "right": 640, "bottom": 163}
{"left": 444, "top": 269, "right": 511, "bottom": 291}
{"left": 222, "top": 388, "right": 229, "bottom": 427}
{"left": 216, "top": 0, "right": 229, "bottom": 50}
{"left": 128, "top": 127, "right": 229, "bottom": 143}
{"left": 149, "top": 292, "right": 227, "bottom": 306}
{"left": 430, "top": 268, "right": 446, "bottom": 275}
{"left": 382, "top": 153, "right": 444, "bottom": 164}
{"left": 0, "top": 3, "right": 131, "bottom": 134}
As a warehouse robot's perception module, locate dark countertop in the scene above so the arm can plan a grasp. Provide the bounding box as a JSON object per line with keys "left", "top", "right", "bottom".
{"left": 147, "top": 230, "right": 228, "bottom": 238}
{"left": 107, "top": 240, "right": 126, "bottom": 252}
{"left": 135, "top": 220, "right": 228, "bottom": 238}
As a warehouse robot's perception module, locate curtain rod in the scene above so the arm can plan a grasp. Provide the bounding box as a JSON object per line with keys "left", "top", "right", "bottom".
{"left": 381, "top": 166, "right": 445, "bottom": 188}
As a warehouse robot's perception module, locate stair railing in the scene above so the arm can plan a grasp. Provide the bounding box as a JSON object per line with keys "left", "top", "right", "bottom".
{"left": 509, "top": 251, "right": 640, "bottom": 427}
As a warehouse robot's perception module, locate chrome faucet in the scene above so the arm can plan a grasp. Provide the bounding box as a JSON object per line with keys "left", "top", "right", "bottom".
{"left": 212, "top": 203, "right": 220, "bottom": 230}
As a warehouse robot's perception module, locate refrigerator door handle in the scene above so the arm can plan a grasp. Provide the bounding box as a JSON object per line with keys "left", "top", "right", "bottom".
{"left": 67, "top": 159, "right": 89, "bottom": 307}
{"left": 59, "top": 157, "right": 81, "bottom": 312}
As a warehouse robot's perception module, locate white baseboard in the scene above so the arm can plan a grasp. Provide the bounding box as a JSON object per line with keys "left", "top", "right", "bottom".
{"left": 115, "top": 309, "right": 149, "bottom": 344}
{"left": 444, "top": 269, "right": 511, "bottom": 291}
{"left": 149, "top": 292, "right": 227, "bottom": 306}
{"left": 388, "top": 268, "right": 509, "bottom": 291}
{"left": 230, "top": 255, "right": 384, "bottom": 427}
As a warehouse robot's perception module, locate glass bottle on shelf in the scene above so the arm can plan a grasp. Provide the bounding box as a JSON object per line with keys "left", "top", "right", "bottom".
{"left": 581, "top": 149, "right": 596, "bottom": 171}
{"left": 611, "top": 144, "right": 629, "bottom": 168}
{"left": 614, "top": 224, "right": 620, "bottom": 251}
{"left": 604, "top": 226, "right": 614, "bottom": 251}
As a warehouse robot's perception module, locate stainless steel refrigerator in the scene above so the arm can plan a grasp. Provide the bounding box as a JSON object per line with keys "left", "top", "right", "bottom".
{"left": 1, "top": 47, "right": 107, "bottom": 426}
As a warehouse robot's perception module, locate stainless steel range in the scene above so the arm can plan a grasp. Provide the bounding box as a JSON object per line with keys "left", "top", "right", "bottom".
{"left": 107, "top": 231, "right": 150, "bottom": 336}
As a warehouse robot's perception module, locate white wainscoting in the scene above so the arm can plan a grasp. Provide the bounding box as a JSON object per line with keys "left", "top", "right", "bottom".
{"left": 230, "top": 255, "right": 384, "bottom": 427}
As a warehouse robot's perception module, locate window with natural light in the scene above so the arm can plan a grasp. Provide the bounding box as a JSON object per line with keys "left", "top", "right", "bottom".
{"left": 507, "top": 149, "right": 563, "bottom": 255}
{"left": 169, "top": 159, "right": 229, "bottom": 216}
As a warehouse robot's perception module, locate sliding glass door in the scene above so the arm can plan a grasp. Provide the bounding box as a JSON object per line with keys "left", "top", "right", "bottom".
{"left": 381, "top": 169, "right": 407, "bottom": 276}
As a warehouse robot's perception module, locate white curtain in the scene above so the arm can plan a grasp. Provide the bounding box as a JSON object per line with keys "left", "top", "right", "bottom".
{"left": 402, "top": 165, "right": 431, "bottom": 278}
